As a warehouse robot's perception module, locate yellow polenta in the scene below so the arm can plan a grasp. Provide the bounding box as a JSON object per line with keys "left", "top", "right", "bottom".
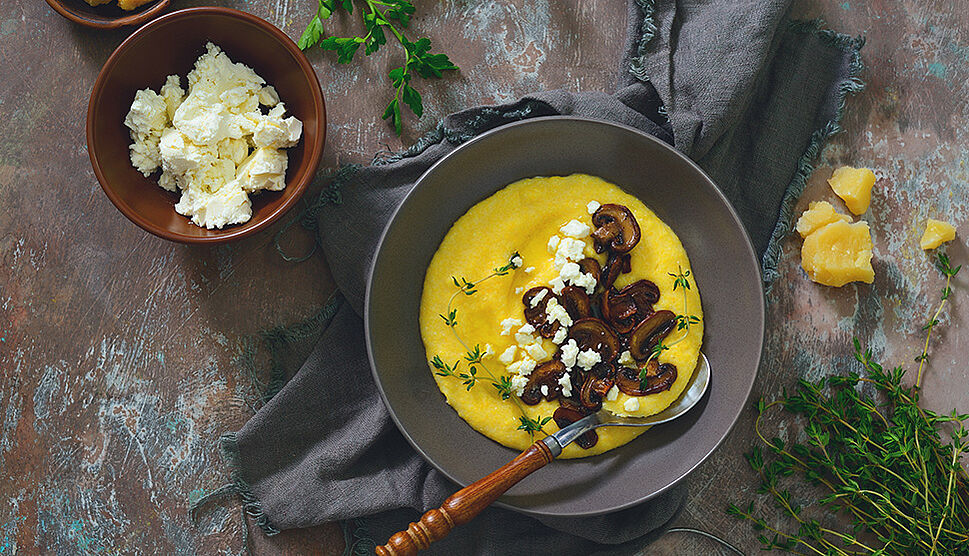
{"left": 419, "top": 174, "right": 703, "bottom": 458}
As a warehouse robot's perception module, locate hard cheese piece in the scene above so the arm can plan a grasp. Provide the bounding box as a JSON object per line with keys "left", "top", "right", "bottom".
{"left": 118, "top": 0, "right": 155, "bottom": 10}
{"left": 920, "top": 219, "right": 957, "bottom": 250}
{"left": 801, "top": 220, "right": 874, "bottom": 286}
{"left": 828, "top": 166, "right": 876, "bottom": 215}
{"left": 796, "top": 201, "right": 852, "bottom": 238}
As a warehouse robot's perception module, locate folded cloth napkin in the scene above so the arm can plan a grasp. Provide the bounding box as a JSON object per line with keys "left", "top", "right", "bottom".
{"left": 203, "top": 1, "right": 864, "bottom": 553}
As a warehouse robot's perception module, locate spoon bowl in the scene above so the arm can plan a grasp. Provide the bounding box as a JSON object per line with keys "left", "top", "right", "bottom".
{"left": 599, "top": 353, "right": 711, "bottom": 427}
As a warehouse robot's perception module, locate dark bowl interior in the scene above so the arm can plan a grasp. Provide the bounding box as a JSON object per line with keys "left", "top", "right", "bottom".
{"left": 367, "top": 117, "right": 765, "bottom": 516}
{"left": 45, "top": 0, "right": 171, "bottom": 28}
{"left": 87, "top": 7, "right": 326, "bottom": 243}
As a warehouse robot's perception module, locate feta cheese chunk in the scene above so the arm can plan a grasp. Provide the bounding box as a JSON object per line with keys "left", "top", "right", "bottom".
{"left": 529, "top": 288, "right": 548, "bottom": 308}
{"left": 558, "top": 372, "right": 573, "bottom": 398}
{"left": 576, "top": 348, "right": 602, "bottom": 370}
{"left": 605, "top": 385, "right": 619, "bottom": 401}
{"left": 552, "top": 328, "right": 568, "bottom": 344}
{"left": 587, "top": 200, "right": 601, "bottom": 214}
{"left": 618, "top": 350, "right": 635, "bottom": 367}
{"left": 544, "top": 297, "right": 572, "bottom": 328}
{"left": 510, "top": 374, "right": 528, "bottom": 397}
{"left": 515, "top": 324, "right": 537, "bottom": 346}
{"left": 560, "top": 219, "right": 591, "bottom": 238}
{"left": 560, "top": 339, "right": 580, "bottom": 369}
{"left": 500, "top": 318, "right": 523, "bottom": 335}
{"left": 507, "top": 356, "right": 536, "bottom": 376}
{"left": 547, "top": 235, "right": 560, "bottom": 253}
{"left": 623, "top": 397, "right": 640, "bottom": 413}
{"left": 523, "top": 342, "right": 548, "bottom": 362}
{"left": 498, "top": 346, "right": 517, "bottom": 365}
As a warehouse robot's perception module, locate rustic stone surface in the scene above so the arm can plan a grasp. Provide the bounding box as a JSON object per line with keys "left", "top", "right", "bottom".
{"left": 0, "top": 0, "right": 965, "bottom": 554}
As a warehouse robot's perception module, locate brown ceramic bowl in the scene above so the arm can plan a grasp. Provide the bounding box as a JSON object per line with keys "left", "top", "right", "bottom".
{"left": 87, "top": 7, "right": 326, "bottom": 243}
{"left": 45, "top": 0, "right": 171, "bottom": 29}
{"left": 367, "top": 117, "right": 765, "bottom": 516}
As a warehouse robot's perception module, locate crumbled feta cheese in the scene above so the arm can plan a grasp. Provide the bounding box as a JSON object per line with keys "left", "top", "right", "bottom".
{"left": 125, "top": 42, "right": 303, "bottom": 230}
{"left": 560, "top": 219, "right": 591, "bottom": 238}
{"left": 515, "top": 287, "right": 524, "bottom": 294}
{"left": 558, "top": 372, "right": 573, "bottom": 398}
{"left": 507, "top": 356, "right": 537, "bottom": 376}
{"left": 529, "top": 288, "right": 548, "bottom": 308}
{"left": 540, "top": 385, "right": 549, "bottom": 397}
{"left": 499, "top": 318, "right": 523, "bottom": 336}
{"left": 623, "top": 397, "right": 640, "bottom": 412}
{"left": 544, "top": 297, "right": 573, "bottom": 328}
{"left": 510, "top": 374, "right": 528, "bottom": 396}
{"left": 511, "top": 255, "right": 524, "bottom": 268}
{"left": 554, "top": 237, "right": 588, "bottom": 269}
{"left": 573, "top": 272, "right": 598, "bottom": 295}
{"left": 587, "top": 200, "right": 601, "bottom": 214}
{"left": 482, "top": 344, "right": 493, "bottom": 357}
{"left": 560, "top": 339, "right": 580, "bottom": 368}
{"left": 515, "top": 324, "right": 537, "bottom": 346}
{"left": 618, "top": 350, "right": 635, "bottom": 367}
{"left": 499, "top": 346, "right": 517, "bottom": 364}
{"left": 552, "top": 328, "right": 568, "bottom": 344}
{"left": 559, "top": 261, "right": 582, "bottom": 282}
{"left": 549, "top": 276, "right": 565, "bottom": 294}
{"left": 524, "top": 266, "right": 535, "bottom": 274}
{"left": 576, "top": 348, "right": 602, "bottom": 370}
{"left": 605, "top": 385, "right": 619, "bottom": 401}
{"left": 523, "top": 342, "right": 548, "bottom": 361}
{"left": 547, "top": 235, "right": 560, "bottom": 253}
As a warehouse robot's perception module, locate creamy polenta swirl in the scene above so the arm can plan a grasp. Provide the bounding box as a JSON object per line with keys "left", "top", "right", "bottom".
{"left": 419, "top": 174, "right": 703, "bottom": 458}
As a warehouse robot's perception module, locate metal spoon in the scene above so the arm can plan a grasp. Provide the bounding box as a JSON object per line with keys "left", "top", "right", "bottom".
{"left": 377, "top": 354, "right": 712, "bottom": 556}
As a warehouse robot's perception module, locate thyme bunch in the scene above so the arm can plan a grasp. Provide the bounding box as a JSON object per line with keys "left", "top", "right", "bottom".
{"left": 432, "top": 253, "right": 555, "bottom": 437}
{"left": 729, "top": 253, "right": 968, "bottom": 555}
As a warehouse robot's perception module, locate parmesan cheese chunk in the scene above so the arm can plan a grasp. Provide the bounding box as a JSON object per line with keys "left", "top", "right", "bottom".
{"left": 920, "top": 219, "right": 957, "bottom": 250}
{"left": 801, "top": 220, "right": 874, "bottom": 286}
{"left": 828, "top": 166, "right": 876, "bottom": 215}
{"left": 796, "top": 201, "right": 851, "bottom": 238}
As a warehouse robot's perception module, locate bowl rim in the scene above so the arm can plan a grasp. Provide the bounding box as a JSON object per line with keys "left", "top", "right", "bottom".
{"left": 365, "top": 115, "right": 766, "bottom": 517}
{"left": 45, "top": 0, "right": 172, "bottom": 29}
{"left": 86, "top": 6, "right": 326, "bottom": 244}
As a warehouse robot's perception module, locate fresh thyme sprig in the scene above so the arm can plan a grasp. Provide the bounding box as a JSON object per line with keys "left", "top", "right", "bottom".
{"left": 638, "top": 265, "right": 701, "bottom": 388}
{"left": 916, "top": 252, "right": 961, "bottom": 387}
{"left": 729, "top": 252, "right": 968, "bottom": 555}
{"left": 297, "top": 0, "right": 458, "bottom": 135}
{"left": 432, "top": 253, "right": 554, "bottom": 437}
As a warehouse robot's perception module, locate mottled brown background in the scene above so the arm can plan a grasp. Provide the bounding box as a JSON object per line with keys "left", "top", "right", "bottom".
{"left": 1, "top": 0, "right": 967, "bottom": 554}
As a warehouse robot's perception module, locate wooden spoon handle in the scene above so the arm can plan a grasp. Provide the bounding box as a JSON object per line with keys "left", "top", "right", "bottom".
{"left": 375, "top": 439, "right": 556, "bottom": 556}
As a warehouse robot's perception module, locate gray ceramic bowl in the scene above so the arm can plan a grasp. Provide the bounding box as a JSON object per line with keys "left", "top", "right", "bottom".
{"left": 366, "top": 116, "right": 765, "bottom": 516}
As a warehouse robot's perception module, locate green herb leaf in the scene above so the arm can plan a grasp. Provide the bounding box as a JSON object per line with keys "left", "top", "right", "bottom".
{"left": 298, "top": 0, "right": 458, "bottom": 134}
{"left": 297, "top": 15, "right": 325, "bottom": 50}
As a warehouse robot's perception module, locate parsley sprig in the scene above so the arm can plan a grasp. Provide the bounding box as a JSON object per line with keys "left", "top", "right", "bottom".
{"left": 298, "top": 0, "right": 458, "bottom": 134}
{"left": 729, "top": 253, "right": 967, "bottom": 554}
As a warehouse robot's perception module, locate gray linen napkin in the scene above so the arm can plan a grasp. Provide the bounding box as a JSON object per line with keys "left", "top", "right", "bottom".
{"left": 200, "top": 1, "right": 864, "bottom": 553}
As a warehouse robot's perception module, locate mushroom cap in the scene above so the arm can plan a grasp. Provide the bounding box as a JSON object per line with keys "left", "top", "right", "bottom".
{"left": 568, "top": 317, "right": 621, "bottom": 363}
{"left": 627, "top": 309, "right": 676, "bottom": 361}
{"left": 591, "top": 204, "right": 641, "bottom": 254}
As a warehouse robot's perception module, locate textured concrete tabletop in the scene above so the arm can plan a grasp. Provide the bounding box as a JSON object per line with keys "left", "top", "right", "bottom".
{"left": 1, "top": 0, "right": 966, "bottom": 554}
